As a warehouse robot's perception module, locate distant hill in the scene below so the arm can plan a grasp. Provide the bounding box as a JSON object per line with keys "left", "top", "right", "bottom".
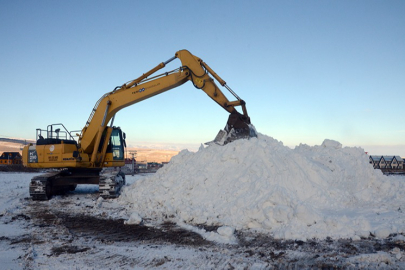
{"left": 0, "top": 137, "right": 35, "bottom": 145}
{"left": 127, "top": 148, "right": 180, "bottom": 163}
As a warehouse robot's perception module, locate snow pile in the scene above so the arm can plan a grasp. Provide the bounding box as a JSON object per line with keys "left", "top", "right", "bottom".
{"left": 120, "top": 134, "right": 405, "bottom": 240}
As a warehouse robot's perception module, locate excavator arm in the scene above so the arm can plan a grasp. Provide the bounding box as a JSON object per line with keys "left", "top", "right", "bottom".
{"left": 79, "top": 50, "right": 255, "bottom": 164}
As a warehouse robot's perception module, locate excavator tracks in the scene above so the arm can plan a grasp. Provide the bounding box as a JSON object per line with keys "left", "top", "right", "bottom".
{"left": 29, "top": 172, "right": 77, "bottom": 201}
{"left": 99, "top": 171, "right": 126, "bottom": 199}
{"left": 29, "top": 169, "right": 126, "bottom": 201}
{"left": 29, "top": 171, "right": 60, "bottom": 201}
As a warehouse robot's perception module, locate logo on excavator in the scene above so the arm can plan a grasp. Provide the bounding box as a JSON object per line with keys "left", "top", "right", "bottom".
{"left": 132, "top": 88, "right": 145, "bottom": 95}
{"left": 49, "top": 145, "right": 55, "bottom": 152}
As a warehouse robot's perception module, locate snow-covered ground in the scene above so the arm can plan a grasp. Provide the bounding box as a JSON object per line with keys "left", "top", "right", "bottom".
{"left": 1, "top": 134, "right": 405, "bottom": 269}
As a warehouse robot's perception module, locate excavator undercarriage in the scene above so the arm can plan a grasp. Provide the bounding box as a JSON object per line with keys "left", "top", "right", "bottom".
{"left": 29, "top": 168, "right": 126, "bottom": 200}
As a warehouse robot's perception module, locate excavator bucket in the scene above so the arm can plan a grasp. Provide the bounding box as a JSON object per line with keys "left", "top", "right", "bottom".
{"left": 210, "top": 111, "right": 257, "bottom": 146}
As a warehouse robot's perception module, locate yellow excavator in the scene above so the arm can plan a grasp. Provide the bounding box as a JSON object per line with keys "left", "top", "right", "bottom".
{"left": 22, "top": 50, "right": 256, "bottom": 200}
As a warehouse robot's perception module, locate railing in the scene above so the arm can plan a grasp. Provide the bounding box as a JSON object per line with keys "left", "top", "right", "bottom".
{"left": 36, "top": 124, "right": 77, "bottom": 141}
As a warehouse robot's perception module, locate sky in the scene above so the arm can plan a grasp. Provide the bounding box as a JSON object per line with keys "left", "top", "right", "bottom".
{"left": 1, "top": 1, "right": 404, "bottom": 155}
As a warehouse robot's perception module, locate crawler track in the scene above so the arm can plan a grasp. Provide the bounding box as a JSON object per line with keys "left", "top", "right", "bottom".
{"left": 29, "top": 169, "right": 125, "bottom": 200}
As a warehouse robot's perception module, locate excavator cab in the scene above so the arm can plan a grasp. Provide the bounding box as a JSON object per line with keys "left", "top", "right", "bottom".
{"left": 96, "top": 126, "right": 126, "bottom": 166}
{"left": 108, "top": 128, "right": 125, "bottom": 161}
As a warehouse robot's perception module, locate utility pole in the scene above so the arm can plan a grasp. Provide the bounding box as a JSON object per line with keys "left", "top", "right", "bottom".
{"left": 129, "top": 151, "right": 137, "bottom": 176}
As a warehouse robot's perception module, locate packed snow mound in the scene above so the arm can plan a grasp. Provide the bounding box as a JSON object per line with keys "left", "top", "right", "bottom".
{"left": 120, "top": 134, "right": 405, "bottom": 240}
